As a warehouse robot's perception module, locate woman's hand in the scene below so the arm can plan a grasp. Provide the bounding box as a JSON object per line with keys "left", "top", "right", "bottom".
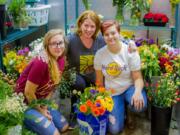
{"left": 37, "top": 50, "right": 48, "bottom": 63}
{"left": 128, "top": 40, "right": 137, "bottom": 53}
{"left": 131, "top": 91, "right": 144, "bottom": 111}
{"left": 38, "top": 106, "right": 52, "bottom": 121}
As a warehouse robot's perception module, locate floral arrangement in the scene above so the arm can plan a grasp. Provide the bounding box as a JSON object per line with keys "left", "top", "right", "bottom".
{"left": 146, "top": 73, "right": 179, "bottom": 108}
{"left": 28, "top": 37, "right": 44, "bottom": 58}
{"left": 3, "top": 47, "right": 30, "bottom": 79}
{"left": 138, "top": 44, "right": 161, "bottom": 81}
{"left": 143, "top": 12, "right": 169, "bottom": 26}
{"left": 0, "top": 79, "right": 27, "bottom": 134}
{"left": 135, "top": 38, "right": 155, "bottom": 46}
{"left": 58, "top": 67, "right": 76, "bottom": 98}
{"left": 112, "top": 0, "right": 151, "bottom": 25}
{"left": 75, "top": 86, "right": 114, "bottom": 117}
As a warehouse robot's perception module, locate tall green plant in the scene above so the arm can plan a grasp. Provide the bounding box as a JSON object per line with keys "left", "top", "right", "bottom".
{"left": 8, "top": 0, "right": 28, "bottom": 24}
{"left": 112, "top": 0, "right": 131, "bottom": 23}
{"left": 0, "top": 0, "right": 6, "bottom": 4}
{"left": 82, "top": 0, "right": 91, "bottom": 10}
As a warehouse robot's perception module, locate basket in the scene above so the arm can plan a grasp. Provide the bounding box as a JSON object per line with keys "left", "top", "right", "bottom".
{"left": 26, "top": 4, "right": 51, "bottom": 26}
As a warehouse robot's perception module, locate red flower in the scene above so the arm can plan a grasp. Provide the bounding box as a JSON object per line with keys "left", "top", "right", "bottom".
{"left": 143, "top": 12, "right": 169, "bottom": 23}
{"left": 144, "top": 12, "right": 154, "bottom": 19}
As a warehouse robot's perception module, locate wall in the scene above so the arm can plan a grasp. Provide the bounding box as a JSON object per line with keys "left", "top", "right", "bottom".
{"left": 47, "top": 0, "right": 179, "bottom": 47}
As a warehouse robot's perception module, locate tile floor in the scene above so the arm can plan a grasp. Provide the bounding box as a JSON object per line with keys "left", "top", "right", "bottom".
{"left": 58, "top": 98, "right": 179, "bottom": 135}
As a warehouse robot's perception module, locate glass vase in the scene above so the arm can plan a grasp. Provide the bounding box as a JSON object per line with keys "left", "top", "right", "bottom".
{"left": 115, "top": 4, "right": 124, "bottom": 25}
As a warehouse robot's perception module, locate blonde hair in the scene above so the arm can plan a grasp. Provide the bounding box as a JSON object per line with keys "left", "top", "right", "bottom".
{"left": 43, "top": 29, "right": 66, "bottom": 85}
{"left": 76, "top": 10, "right": 101, "bottom": 39}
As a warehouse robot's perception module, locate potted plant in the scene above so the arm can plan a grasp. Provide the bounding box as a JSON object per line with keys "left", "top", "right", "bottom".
{"left": 146, "top": 73, "right": 179, "bottom": 135}
{"left": 74, "top": 86, "right": 114, "bottom": 135}
{"left": 8, "top": 0, "right": 31, "bottom": 29}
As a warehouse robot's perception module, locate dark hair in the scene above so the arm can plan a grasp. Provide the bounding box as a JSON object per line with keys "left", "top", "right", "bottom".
{"left": 101, "top": 20, "right": 120, "bottom": 35}
{"left": 76, "top": 10, "right": 101, "bottom": 39}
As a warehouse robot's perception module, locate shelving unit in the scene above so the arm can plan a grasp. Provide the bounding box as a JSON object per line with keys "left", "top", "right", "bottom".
{"left": 0, "top": 0, "right": 49, "bottom": 71}
{"left": 0, "top": 27, "right": 40, "bottom": 71}
{"left": 64, "top": 0, "right": 179, "bottom": 47}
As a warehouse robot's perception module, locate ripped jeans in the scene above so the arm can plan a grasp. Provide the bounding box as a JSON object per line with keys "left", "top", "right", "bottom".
{"left": 24, "top": 107, "right": 68, "bottom": 135}
{"left": 108, "top": 85, "right": 147, "bottom": 135}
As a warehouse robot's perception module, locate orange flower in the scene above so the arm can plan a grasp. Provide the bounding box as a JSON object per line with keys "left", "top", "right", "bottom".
{"left": 79, "top": 104, "right": 88, "bottom": 113}
{"left": 98, "top": 106, "right": 106, "bottom": 115}
{"left": 91, "top": 107, "right": 100, "bottom": 117}
{"left": 109, "top": 88, "right": 116, "bottom": 94}
{"left": 86, "top": 100, "right": 93, "bottom": 107}
{"left": 97, "top": 87, "right": 105, "bottom": 93}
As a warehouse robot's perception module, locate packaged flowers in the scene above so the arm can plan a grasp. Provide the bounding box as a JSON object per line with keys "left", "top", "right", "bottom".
{"left": 143, "top": 12, "right": 169, "bottom": 26}
{"left": 75, "top": 86, "right": 114, "bottom": 135}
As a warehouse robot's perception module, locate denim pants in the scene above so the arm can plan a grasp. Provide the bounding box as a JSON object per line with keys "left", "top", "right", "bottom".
{"left": 24, "top": 107, "right": 68, "bottom": 135}
{"left": 108, "top": 85, "right": 147, "bottom": 135}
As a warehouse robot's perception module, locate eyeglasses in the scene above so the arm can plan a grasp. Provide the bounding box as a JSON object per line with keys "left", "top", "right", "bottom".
{"left": 49, "top": 41, "right": 65, "bottom": 48}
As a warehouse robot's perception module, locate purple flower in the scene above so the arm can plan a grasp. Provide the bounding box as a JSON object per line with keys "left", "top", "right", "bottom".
{"left": 17, "top": 50, "right": 25, "bottom": 55}
{"left": 90, "top": 89, "right": 97, "bottom": 95}
{"left": 95, "top": 102, "right": 101, "bottom": 107}
{"left": 24, "top": 47, "right": 30, "bottom": 53}
{"left": 148, "top": 39, "right": 155, "bottom": 45}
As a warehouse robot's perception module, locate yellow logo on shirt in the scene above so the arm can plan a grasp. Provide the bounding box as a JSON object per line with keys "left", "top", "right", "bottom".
{"left": 106, "top": 62, "right": 121, "bottom": 77}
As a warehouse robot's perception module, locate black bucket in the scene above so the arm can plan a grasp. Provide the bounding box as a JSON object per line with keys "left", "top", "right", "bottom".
{"left": 151, "top": 105, "right": 172, "bottom": 135}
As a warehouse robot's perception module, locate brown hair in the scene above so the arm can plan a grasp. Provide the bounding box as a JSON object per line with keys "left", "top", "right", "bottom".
{"left": 43, "top": 29, "right": 66, "bottom": 84}
{"left": 101, "top": 20, "right": 120, "bottom": 35}
{"left": 76, "top": 10, "right": 101, "bottom": 39}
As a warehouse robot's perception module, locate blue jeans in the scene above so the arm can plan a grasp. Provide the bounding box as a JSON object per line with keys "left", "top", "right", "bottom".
{"left": 108, "top": 85, "right": 147, "bottom": 135}
{"left": 24, "top": 108, "right": 68, "bottom": 135}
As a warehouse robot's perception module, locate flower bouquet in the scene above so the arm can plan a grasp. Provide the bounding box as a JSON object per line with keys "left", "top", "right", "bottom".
{"left": 3, "top": 47, "right": 30, "bottom": 80}
{"left": 143, "top": 12, "right": 169, "bottom": 26}
{"left": 138, "top": 44, "right": 161, "bottom": 81}
{"left": 146, "top": 73, "right": 179, "bottom": 108}
{"left": 0, "top": 79, "right": 27, "bottom": 135}
{"left": 75, "top": 86, "right": 114, "bottom": 135}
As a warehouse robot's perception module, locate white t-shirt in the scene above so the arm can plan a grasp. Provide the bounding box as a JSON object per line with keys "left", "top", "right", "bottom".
{"left": 94, "top": 42, "right": 141, "bottom": 96}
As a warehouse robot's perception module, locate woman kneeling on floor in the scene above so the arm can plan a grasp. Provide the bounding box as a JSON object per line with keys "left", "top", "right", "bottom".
{"left": 15, "top": 29, "right": 70, "bottom": 135}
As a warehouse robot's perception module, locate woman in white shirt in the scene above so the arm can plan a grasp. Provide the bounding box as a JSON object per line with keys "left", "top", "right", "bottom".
{"left": 94, "top": 20, "right": 147, "bottom": 135}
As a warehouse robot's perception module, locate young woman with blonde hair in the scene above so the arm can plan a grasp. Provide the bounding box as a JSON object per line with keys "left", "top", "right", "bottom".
{"left": 16, "top": 29, "right": 69, "bottom": 135}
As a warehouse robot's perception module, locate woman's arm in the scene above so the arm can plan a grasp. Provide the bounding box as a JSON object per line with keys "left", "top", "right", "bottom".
{"left": 95, "top": 70, "right": 104, "bottom": 87}
{"left": 24, "top": 80, "right": 38, "bottom": 104}
{"left": 131, "top": 70, "right": 144, "bottom": 111}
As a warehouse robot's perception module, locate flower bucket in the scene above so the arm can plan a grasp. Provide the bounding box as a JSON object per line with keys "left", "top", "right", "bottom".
{"left": 77, "top": 112, "right": 108, "bottom": 135}
{"left": 151, "top": 105, "right": 172, "bottom": 135}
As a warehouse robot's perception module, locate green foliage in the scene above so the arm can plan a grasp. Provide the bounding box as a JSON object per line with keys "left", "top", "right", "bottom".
{"left": 82, "top": 0, "right": 91, "bottom": 10}
{"left": 146, "top": 74, "right": 179, "bottom": 108}
{"left": 8, "top": 0, "right": 30, "bottom": 24}
{"left": 138, "top": 44, "right": 161, "bottom": 81}
{"left": 28, "top": 99, "right": 58, "bottom": 110}
{"left": 58, "top": 67, "right": 76, "bottom": 98}
{"left": 0, "top": 79, "right": 13, "bottom": 100}
{"left": 0, "top": 0, "right": 6, "bottom": 4}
